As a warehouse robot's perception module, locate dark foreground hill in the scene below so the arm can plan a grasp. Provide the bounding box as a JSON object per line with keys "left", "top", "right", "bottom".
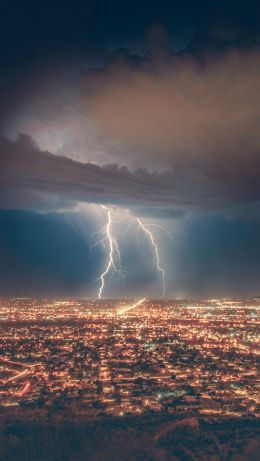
{"left": 0, "top": 411, "right": 259, "bottom": 461}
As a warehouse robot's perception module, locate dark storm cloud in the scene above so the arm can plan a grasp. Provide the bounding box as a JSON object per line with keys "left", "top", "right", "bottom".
{"left": 1, "top": 0, "right": 260, "bottom": 127}
{"left": 81, "top": 44, "right": 260, "bottom": 170}
{"left": 0, "top": 134, "right": 178, "bottom": 211}
{"left": 1, "top": 133, "right": 260, "bottom": 216}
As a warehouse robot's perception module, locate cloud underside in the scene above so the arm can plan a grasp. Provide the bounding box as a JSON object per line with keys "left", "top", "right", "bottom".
{"left": 2, "top": 44, "right": 260, "bottom": 216}
{"left": 82, "top": 46, "right": 260, "bottom": 166}
{"left": 1, "top": 133, "right": 260, "bottom": 216}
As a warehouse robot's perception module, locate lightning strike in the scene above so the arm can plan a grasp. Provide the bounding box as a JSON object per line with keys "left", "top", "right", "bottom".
{"left": 144, "top": 223, "right": 172, "bottom": 239}
{"left": 92, "top": 206, "right": 166, "bottom": 299}
{"left": 118, "top": 298, "right": 146, "bottom": 315}
{"left": 122, "top": 218, "right": 134, "bottom": 237}
{"left": 136, "top": 218, "right": 166, "bottom": 297}
{"left": 92, "top": 205, "right": 123, "bottom": 299}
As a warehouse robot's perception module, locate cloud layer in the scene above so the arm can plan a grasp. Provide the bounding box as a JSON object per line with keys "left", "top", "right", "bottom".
{"left": 83, "top": 46, "right": 260, "bottom": 170}
{"left": 1, "top": 130, "right": 260, "bottom": 216}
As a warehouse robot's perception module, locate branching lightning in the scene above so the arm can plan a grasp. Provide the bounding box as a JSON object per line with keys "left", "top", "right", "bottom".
{"left": 92, "top": 206, "right": 167, "bottom": 299}
{"left": 136, "top": 218, "right": 166, "bottom": 297}
{"left": 91, "top": 205, "right": 123, "bottom": 299}
{"left": 144, "top": 222, "right": 172, "bottom": 239}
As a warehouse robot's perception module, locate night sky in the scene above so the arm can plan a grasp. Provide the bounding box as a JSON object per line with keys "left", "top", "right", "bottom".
{"left": 1, "top": 1, "right": 260, "bottom": 298}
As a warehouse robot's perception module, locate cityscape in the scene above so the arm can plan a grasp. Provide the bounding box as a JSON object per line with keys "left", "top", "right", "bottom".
{"left": 1, "top": 0, "right": 260, "bottom": 458}
{"left": 0, "top": 298, "right": 259, "bottom": 418}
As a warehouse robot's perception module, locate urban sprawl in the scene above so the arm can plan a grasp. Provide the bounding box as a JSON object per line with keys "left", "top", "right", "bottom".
{"left": 0, "top": 298, "right": 259, "bottom": 418}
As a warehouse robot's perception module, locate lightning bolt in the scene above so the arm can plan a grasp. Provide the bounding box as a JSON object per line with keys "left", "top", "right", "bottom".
{"left": 136, "top": 218, "right": 166, "bottom": 297}
{"left": 92, "top": 206, "right": 166, "bottom": 299}
{"left": 91, "top": 205, "right": 123, "bottom": 299}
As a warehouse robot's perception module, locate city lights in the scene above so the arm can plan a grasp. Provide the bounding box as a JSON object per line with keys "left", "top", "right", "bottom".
{"left": 0, "top": 298, "right": 259, "bottom": 418}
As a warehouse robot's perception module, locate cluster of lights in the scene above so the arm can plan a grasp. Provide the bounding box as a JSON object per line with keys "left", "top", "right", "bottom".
{"left": 0, "top": 297, "right": 259, "bottom": 417}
